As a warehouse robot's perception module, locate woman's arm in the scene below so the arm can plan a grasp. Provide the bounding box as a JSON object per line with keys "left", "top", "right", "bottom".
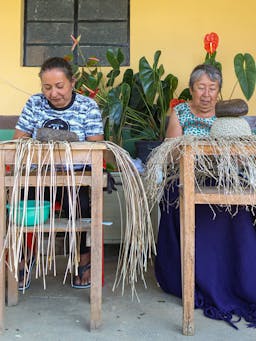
{"left": 165, "top": 108, "right": 183, "bottom": 138}
{"left": 86, "top": 134, "right": 104, "bottom": 142}
{"left": 13, "top": 129, "right": 31, "bottom": 139}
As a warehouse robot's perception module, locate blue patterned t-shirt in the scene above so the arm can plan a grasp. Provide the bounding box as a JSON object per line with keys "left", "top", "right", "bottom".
{"left": 16, "top": 92, "right": 103, "bottom": 141}
{"left": 174, "top": 102, "right": 216, "bottom": 136}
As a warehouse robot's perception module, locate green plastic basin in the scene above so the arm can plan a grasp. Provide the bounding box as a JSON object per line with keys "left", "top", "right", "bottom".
{"left": 7, "top": 200, "right": 51, "bottom": 226}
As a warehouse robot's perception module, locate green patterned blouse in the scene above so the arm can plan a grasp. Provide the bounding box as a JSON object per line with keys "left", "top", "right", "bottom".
{"left": 174, "top": 102, "right": 216, "bottom": 136}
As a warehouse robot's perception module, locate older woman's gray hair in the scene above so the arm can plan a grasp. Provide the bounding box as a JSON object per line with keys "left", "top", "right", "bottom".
{"left": 189, "top": 64, "right": 222, "bottom": 90}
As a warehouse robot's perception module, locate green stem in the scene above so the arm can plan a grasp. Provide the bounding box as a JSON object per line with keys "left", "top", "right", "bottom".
{"left": 133, "top": 84, "right": 160, "bottom": 133}
{"left": 156, "top": 82, "right": 167, "bottom": 140}
{"left": 229, "top": 81, "right": 238, "bottom": 100}
{"left": 77, "top": 45, "right": 86, "bottom": 65}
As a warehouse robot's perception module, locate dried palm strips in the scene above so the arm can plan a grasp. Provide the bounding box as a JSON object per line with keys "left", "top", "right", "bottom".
{"left": 1, "top": 139, "right": 156, "bottom": 299}
{"left": 145, "top": 135, "right": 256, "bottom": 218}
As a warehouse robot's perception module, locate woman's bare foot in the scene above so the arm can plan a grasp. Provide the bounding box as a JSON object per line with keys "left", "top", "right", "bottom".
{"left": 73, "top": 252, "right": 91, "bottom": 287}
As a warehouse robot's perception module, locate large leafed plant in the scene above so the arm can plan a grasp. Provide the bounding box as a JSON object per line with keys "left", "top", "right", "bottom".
{"left": 65, "top": 36, "right": 184, "bottom": 145}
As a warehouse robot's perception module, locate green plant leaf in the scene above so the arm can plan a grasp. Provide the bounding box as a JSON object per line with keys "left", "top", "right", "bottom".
{"left": 158, "top": 64, "right": 165, "bottom": 78}
{"left": 204, "top": 51, "right": 222, "bottom": 72}
{"left": 103, "top": 117, "right": 110, "bottom": 141}
{"left": 106, "top": 69, "right": 120, "bottom": 87}
{"left": 128, "top": 75, "right": 146, "bottom": 111}
{"left": 162, "top": 74, "right": 178, "bottom": 104}
{"left": 86, "top": 58, "right": 100, "bottom": 67}
{"left": 106, "top": 162, "right": 116, "bottom": 172}
{"left": 122, "top": 69, "right": 134, "bottom": 86}
{"left": 108, "top": 97, "right": 122, "bottom": 126}
{"left": 106, "top": 48, "right": 124, "bottom": 69}
{"left": 108, "top": 84, "right": 131, "bottom": 127}
{"left": 139, "top": 56, "right": 158, "bottom": 106}
{"left": 106, "top": 49, "right": 119, "bottom": 69}
{"left": 120, "top": 83, "right": 131, "bottom": 110}
{"left": 81, "top": 71, "right": 98, "bottom": 89}
{"left": 153, "top": 50, "right": 161, "bottom": 70}
{"left": 96, "top": 71, "right": 103, "bottom": 85}
{"left": 116, "top": 48, "right": 125, "bottom": 65}
{"left": 135, "top": 126, "right": 159, "bottom": 140}
{"left": 178, "top": 88, "right": 192, "bottom": 100}
{"left": 90, "top": 67, "right": 98, "bottom": 77}
{"left": 234, "top": 53, "right": 256, "bottom": 100}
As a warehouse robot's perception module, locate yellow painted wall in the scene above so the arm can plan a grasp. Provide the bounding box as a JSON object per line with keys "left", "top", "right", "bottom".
{"left": 1, "top": 0, "right": 256, "bottom": 115}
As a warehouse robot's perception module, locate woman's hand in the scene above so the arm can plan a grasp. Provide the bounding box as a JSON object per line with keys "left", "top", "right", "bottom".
{"left": 13, "top": 129, "right": 31, "bottom": 139}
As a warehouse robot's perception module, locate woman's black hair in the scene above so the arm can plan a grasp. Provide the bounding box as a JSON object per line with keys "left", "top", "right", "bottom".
{"left": 39, "top": 57, "right": 73, "bottom": 81}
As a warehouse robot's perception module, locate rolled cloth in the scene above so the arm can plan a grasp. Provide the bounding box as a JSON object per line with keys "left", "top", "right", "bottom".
{"left": 36, "top": 127, "right": 79, "bottom": 142}
{"left": 215, "top": 99, "right": 248, "bottom": 117}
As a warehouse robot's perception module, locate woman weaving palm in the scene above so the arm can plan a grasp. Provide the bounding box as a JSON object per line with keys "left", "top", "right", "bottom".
{"left": 14, "top": 57, "right": 104, "bottom": 290}
{"left": 155, "top": 64, "right": 256, "bottom": 329}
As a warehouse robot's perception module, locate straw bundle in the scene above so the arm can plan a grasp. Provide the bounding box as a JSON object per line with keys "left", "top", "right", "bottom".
{"left": 145, "top": 135, "right": 256, "bottom": 216}
{"left": 1, "top": 139, "right": 156, "bottom": 298}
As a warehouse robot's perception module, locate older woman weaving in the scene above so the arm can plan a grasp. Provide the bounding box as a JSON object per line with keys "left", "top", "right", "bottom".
{"left": 155, "top": 64, "right": 256, "bottom": 328}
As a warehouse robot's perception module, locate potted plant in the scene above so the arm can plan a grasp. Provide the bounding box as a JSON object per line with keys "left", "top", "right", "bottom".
{"left": 67, "top": 33, "right": 256, "bottom": 161}
{"left": 98, "top": 49, "right": 190, "bottom": 160}
{"left": 65, "top": 36, "right": 190, "bottom": 160}
{"left": 121, "top": 50, "right": 191, "bottom": 161}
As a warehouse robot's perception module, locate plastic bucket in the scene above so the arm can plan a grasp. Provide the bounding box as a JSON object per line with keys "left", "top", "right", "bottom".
{"left": 6, "top": 200, "right": 51, "bottom": 226}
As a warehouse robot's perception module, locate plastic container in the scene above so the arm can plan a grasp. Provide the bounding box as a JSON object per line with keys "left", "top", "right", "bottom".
{"left": 6, "top": 200, "right": 51, "bottom": 226}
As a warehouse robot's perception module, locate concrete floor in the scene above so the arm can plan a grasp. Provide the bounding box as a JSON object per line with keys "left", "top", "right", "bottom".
{"left": 1, "top": 245, "right": 255, "bottom": 341}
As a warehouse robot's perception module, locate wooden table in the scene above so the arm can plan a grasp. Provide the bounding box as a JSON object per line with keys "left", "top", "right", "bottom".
{"left": 179, "top": 142, "right": 256, "bottom": 335}
{"left": 0, "top": 142, "right": 107, "bottom": 331}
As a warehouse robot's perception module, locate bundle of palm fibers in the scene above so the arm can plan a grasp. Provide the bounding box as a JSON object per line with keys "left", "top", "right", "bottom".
{"left": 144, "top": 135, "right": 256, "bottom": 217}
{"left": 103, "top": 141, "right": 156, "bottom": 300}
{"left": 3, "top": 138, "right": 83, "bottom": 291}
{"left": 1, "top": 139, "right": 156, "bottom": 298}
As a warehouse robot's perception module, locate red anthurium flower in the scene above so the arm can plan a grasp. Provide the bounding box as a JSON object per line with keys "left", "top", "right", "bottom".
{"left": 71, "top": 34, "right": 81, "bottom": 52}
{"left": 81, "top": 84, "right": 99, "bottom": 98}
{"left": 169, "top": 98, "right": 186, "bottom": 108}
{"left": 89, "top": 88, "right": 99, "bottom": 99}
{"left": 204, "top": 32, "right": 219, "bottom": 55}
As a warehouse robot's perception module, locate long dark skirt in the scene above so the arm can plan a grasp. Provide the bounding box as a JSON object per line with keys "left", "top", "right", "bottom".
{"left": 155, "top": 185, "right": 256, "bottom": 329}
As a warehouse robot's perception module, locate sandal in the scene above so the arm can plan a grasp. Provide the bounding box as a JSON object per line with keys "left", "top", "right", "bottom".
{"left": 18, "top": 257, "right": 36, "bottom": 291}
{"left": 72, "top": 263, "right": 91, "bottom": 289}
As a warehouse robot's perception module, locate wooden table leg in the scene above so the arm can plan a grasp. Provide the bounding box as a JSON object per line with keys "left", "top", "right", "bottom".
{"left": 7, "top": 253, "right": 18, "bottom": 306}
{"left": 179, "top": 189, "right": 184, "bottom": 298}
{"left": 180, "top": 146, "right": 195, "bottom": 336}
{"left": 0, "top": 151, "right": 5, "bottom": 331}
{"left": 90, "top": 150, "right": 103, "bottom": 330}
{"left": 6, "top": 187, "right": 18, "bottom": 307}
